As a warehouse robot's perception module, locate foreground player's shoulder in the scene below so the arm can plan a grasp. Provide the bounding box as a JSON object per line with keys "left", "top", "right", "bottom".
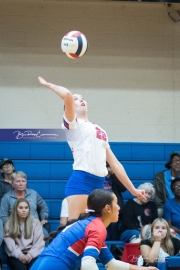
{"left": 62, "top": 114, "right": 78, "bottom": 130}
{"left": 86, "top": 217, "right": 107, "bottom": 237}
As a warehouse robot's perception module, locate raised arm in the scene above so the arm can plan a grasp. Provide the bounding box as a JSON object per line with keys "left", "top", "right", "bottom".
{"left": 106, "top": 148, "right": 146, "bottom": 199}
{"left": 38, "top": 76, "right": 75, "bottom": 122}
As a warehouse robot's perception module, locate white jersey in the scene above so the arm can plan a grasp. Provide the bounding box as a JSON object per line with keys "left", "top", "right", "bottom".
{"left": 62, "top": 116, "right": 110, "bottom": 177}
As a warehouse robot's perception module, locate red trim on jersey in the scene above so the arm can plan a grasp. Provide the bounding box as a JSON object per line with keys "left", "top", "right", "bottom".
{"left": 85, "top": 218, "right": 107, "bottom": 251}
{"left": 63, "top": 118, "right": 69, "bottom": 129}
{"left": 70, "top": 238, "right": 88, "bottom": 255}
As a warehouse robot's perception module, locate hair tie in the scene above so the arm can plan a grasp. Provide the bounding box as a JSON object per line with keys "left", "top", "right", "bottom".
{"left": 85, "top": 209, "right": 95, "bottom": 213}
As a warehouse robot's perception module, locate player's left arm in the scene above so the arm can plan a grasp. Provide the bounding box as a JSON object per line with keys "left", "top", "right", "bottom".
{"left": 106, "top": 148, "right": 146, "bottom": 199}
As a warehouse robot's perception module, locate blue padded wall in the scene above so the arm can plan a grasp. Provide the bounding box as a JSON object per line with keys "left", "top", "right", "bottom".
{"left": 1, "top": 141, "right": 180, "bottom": 222}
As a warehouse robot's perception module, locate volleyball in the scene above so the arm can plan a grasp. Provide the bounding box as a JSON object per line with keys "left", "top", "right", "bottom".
{"left": 61, "top": 31, "right": 88, "bottom": 59}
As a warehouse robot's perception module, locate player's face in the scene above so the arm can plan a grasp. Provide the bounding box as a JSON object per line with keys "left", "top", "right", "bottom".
{"left": 73, "top": 94, "right": 88, "bottom": 114}
{"left": 152, "top": 221, "right": 167, "bottom": 240}
{"left": 172, "top": 181, "right": 180, "bottom": 196}
{"left": 17, "top": 202, "right": 29, "bottom": 220}
{"left": 1, "top": 162, "right": 14, "bottom": 175}
{"left": 109, "top": 195, "right": 120, "bottom": 223}
{"left": 171, "top": 155, "right": 180, "bottom": 172}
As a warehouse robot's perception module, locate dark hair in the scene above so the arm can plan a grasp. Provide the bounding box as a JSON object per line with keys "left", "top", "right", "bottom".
{"left": 45, "top": 189, "right": 114, "bottom": 241}
{"left": 170, "top": 177, "right": 180, "bottom": 191}
{"left": 87, "top": 189, "right": 114, "bottom": 217}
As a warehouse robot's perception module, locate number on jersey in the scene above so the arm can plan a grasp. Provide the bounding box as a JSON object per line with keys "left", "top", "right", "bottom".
{"left": 95, "top": 127, "right": 107, "bottom": 142}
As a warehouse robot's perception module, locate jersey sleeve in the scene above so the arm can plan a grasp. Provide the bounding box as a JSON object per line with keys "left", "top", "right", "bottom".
{"left": 98, "top": 246, "right": 114, "bottom": 265}
{"left": 83, "top": 219, "right": 107, "bottom": 260}
{"left": 62, "top": 114, "right": 78, "bottom": 130}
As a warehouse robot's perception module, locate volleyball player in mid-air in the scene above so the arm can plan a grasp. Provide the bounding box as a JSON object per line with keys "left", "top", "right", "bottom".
{"left": 38, "top": 76, "right": 146, "bottom": 220}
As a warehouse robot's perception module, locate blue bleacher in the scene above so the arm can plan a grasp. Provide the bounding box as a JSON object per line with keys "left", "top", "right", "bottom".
{"left": 1, "top": 141, "right": 180, "bottom": 269}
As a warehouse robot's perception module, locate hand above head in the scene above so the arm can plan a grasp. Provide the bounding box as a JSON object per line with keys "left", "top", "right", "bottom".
{"left": 38, "top": 76, "right": 47, "bottom": 85}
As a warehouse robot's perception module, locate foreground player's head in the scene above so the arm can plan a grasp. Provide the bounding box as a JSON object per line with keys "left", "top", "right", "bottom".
{"left": 86, "top": 189, "right": 120, "bottom": 226}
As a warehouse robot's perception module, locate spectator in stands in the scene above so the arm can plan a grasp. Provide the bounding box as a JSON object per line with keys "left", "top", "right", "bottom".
{"left": 104, "top": 162, "right": 127, "bottom": 240}
{"left": 30, "top": 189, "right": 157, "bottom": 270}
{"left": 154, "top": 151, "right": 180, "bottom": 217}
{"left": 60, "top": 198, "right": 68, "bottom": 226}
{"left": 38, "top": 76, "right": 146, "bottom": 221}
{"left": 0, "top": 171, "right": 49, "bottom": 236}
{"left": 4, "top": 198, "right": 45, "bottom": 270}
{"left": 0, "top": 217, "right": 3, "bottom": 270}
{"left": 163, "top": 177, "right": 180, "bottom": 239}
{"left": 119, "top": 182, "right": 158, "bottom": 243}
{"left": 139, "top": 218, "right": 180, "bottom": 267}
{"left": 0, "top": 158, "right": 15, "bottom": 202}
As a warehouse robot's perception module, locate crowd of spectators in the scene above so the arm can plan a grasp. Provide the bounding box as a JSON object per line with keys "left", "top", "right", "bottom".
{"left": 0, "top": 151, "right": 180, "bottom": 269}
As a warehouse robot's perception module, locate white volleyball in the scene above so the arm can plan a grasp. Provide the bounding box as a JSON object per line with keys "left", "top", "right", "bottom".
{"left": 61, "top": 31, "right": 88, "bottom": 59}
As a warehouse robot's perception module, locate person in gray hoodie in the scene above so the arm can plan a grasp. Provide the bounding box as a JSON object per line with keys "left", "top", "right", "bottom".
{"left": 4, "top": 198, "right": 45, "bottom": 270}
{"left": 0, "top": 171, "right": 49, "bottom": 236}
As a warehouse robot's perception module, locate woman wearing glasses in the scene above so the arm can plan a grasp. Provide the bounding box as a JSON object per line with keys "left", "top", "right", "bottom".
{"left": 0, "top": 158, "right": 15, "bottom": 202}
{"left": 163, "top": 177, "right": 180, "bottom": 239}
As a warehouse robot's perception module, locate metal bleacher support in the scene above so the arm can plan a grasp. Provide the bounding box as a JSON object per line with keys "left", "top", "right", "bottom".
{"left": 1, "top": 141, "right": 180, "bottom": 269}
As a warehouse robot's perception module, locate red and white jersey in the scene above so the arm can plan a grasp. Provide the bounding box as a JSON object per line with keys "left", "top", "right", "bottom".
{"left": 62, "top": 116, "right": 110, "bottom": 177}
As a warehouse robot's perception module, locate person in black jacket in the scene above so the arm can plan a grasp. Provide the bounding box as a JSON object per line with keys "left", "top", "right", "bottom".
{"left": 119, "top": 182, "right": 158, "bottom": 243}
{"left": 104, "top": 163, "right": 127, "bottom": 240}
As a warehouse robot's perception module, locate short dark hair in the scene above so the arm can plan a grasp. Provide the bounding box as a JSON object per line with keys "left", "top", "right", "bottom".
{"left": 170, "top": 177, "right": 180, "bottom": 191}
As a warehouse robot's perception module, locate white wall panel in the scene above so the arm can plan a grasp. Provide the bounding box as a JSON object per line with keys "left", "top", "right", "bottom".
{"left": 0, "top": 0, "right": 180, "bottom": 142}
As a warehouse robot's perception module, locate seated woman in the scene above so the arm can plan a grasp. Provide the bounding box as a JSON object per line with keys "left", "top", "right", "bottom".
{"left": 4, "top": 198, "right": 45, "bottom": 270}
{"left": 163, "top": 177, "right": 180, "bottom": 239}
{"left": 1, "top": 171, "right": 50, "bottom": 236}
{"left": 30, "top": 189, "right": 158, "bottom": 270}
{"left": 119, "top": 182, "right": 158, "bottom": 243}
{"left": 139, "top": 218, "right": 180, "bottom": 267}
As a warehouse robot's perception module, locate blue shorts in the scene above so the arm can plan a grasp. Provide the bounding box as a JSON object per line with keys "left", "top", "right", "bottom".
{"left": 65, "top": 170, "right": 105, "bottom": 197}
